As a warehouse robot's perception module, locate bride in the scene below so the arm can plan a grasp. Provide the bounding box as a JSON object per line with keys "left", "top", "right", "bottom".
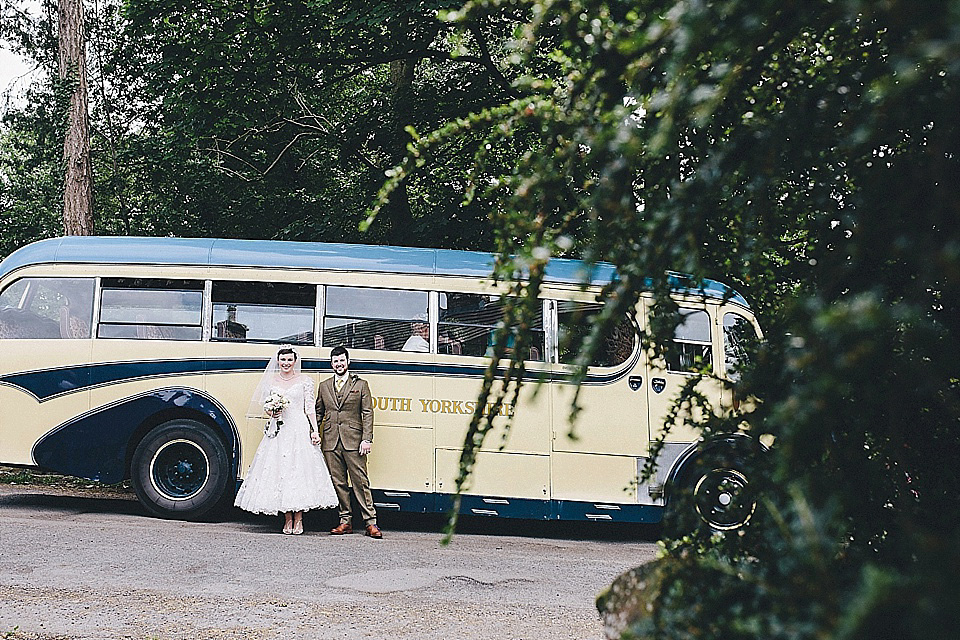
{"left": 235, "top": 344, "right": 337, "bottom": 534}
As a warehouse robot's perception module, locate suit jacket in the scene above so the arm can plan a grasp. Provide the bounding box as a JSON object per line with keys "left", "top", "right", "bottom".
{"left": 316, "top": 373, "right": 374, "bottom": 451}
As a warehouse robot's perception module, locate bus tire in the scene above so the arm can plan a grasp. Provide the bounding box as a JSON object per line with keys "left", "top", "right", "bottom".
{"left": 667, "top": 447, "right": 756, "bottom": 534}
{"left": 131, "top": 420, "right": 231, "bottom": 520}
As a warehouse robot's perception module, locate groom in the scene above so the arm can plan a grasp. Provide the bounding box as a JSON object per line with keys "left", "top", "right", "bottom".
{"left": 312, "top": 346, "right": 382, "bottom": 538}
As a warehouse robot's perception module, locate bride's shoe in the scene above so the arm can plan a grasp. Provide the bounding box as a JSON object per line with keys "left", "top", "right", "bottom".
{"left": 283, "top": 522, "right": 294, "bottom": 535}
{"left": 292, "top": 521, "right": 304, "bottom": 535}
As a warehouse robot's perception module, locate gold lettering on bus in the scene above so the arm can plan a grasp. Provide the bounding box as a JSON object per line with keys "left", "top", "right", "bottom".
{"left": 378, "top": 396, "right": 513, "bottom": 417}
{"left": 372, "top": 396, "right": 415, "bottom": 412}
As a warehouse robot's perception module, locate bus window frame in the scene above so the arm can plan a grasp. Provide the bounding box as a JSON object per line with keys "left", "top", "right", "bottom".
{"left": 97, "top": 278, "right": 205, "bottom": 341}
{"left": 665, "top": 306, "right": 714, "bottom": 375}
{"left": 322, "top": 284, "right": 431, "bottom": 354}
{"left": 436, "top": 290, "right": 548, "bottom": 362}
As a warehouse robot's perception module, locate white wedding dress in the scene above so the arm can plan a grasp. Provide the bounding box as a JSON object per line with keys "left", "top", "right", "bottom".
{"left": 235, "top": 376, "right": 338, "bottom": 515}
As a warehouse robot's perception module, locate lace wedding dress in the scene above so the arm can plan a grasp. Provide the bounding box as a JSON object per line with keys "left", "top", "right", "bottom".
{"left": 235, "top": 376, "right": 338, "bottom": 515}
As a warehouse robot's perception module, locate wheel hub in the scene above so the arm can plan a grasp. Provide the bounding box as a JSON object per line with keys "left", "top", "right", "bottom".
{"left": 150, "top": 439, "right": 210, "bottom": 500}
{"left": 693, "top": 467, "right": 754, "bottom": 530}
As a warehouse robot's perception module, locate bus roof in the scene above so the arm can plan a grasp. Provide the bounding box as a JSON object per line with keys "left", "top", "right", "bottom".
{"left": 0, "top": 236, "right": 749, "bottom": 307}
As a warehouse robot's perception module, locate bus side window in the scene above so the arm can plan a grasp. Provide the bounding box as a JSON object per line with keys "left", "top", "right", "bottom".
{"left": 557, "top": 301, "right": 635, "bottom": 367}
{"left": 439, "top": 292, "right": 546, "bottom": 361}
{"left": 723, "top": 312, "right": 757, "bottom": 382}
{"left": 323, "top": 286, "right": 428, "bottom": 352}
{"left": 98, "top": 278, "right": 203, "bottom": 341}
{"left": 211, "top": 281, "right": 315, "bottom": 345}
{"left": 0, "top": 277, "right": 94, "bottom": 340}
{"left": 666, "top": 308, "right": 712, "bottom": 373}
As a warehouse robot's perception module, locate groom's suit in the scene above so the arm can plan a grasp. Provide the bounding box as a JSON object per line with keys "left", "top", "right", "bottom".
{"left": 316, "top": 373, "right": 377, "bottom": 526}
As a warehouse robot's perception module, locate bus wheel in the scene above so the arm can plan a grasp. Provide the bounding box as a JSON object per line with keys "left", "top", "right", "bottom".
{"left": 131, "top": 420, "right": 230, "bottom": 520}
{"left": 670, "top": 452, "right": 756, "bottom": 533}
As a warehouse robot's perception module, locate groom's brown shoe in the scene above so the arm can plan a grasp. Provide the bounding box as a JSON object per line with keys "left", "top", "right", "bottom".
{"left": 330, "top": 521, "right": 352, "bottom": 535}
{"left": 365, "top": 524, "right": 383, "bottom": 539}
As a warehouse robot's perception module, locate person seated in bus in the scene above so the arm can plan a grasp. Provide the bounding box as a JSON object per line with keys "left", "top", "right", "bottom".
{"left": 485, "top": 329, "right": 516, "bottom": 357}
{"left": 401, "top": 319, "right": 430, "bottom": 352}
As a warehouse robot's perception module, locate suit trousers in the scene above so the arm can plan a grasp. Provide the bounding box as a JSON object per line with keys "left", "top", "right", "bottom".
{"left": 323, "top": 443, "right": 377, "bottom": 526}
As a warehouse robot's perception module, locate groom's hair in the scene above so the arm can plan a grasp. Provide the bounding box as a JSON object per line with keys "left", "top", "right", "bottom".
{"left": 330, "top": 346, "right": 349, "bottom": 360}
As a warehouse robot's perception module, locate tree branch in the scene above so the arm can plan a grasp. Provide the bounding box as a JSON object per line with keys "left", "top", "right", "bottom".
{"left": 467, "top": 18, "right": 519, "bottom": 99}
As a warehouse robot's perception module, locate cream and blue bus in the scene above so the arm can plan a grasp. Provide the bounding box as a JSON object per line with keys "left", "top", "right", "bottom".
{"left": 0, "top": 236, "right": 761, "bottom": 529}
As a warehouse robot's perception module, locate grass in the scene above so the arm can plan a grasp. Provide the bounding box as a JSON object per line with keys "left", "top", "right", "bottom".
{"left": 0, "top": 465, "right": 133, "bottom": 494}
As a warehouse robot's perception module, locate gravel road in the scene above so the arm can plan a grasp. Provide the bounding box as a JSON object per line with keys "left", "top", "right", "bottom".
{"left": 0, "top": 485, "right": 658, "bottom": 640}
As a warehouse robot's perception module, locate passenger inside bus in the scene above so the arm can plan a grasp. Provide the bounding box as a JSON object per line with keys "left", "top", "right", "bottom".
{"left": 401, "top": 319, "right": 430, "bottom": 352}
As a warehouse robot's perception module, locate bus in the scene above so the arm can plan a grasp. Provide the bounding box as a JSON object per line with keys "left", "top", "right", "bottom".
{"left": 0, "top": 236, "right": 762, "bottom": 529}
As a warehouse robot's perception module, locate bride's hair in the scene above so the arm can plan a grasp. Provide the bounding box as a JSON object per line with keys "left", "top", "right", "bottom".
{"left": 277, "top": 344, "right": 298, "bottom": 360}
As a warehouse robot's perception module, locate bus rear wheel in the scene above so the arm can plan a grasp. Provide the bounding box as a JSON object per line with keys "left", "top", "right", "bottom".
{"left": 131, "top": 420, "right": 231, "bottom": 520}
{"left": 690, "top": 465, "right": 754, "bottom": 531}
{"left": 668, "top": 449, "right": 756, "bottom": 534}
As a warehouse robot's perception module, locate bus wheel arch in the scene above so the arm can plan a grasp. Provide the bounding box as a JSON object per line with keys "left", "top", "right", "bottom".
{"left": 130, "top": 418, "right": 232, "bottom": 520}
{"left": 665, "top": 434, "right": 762, "bottom": 533}
{"left": 124, "top": 405, "right": 234, "bottom": 479}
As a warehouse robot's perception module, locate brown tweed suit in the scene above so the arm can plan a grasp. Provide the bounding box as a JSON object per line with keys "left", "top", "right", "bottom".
{"left": 316, "top": 374, "right": 376, "bottom": 525}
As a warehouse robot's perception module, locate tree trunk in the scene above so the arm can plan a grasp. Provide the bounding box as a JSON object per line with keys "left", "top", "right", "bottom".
{"left": 384, "top": 58, "right": 416, "bottom": 245}
{"left": 59, "top": 0, "right": 95, "bottom": 236}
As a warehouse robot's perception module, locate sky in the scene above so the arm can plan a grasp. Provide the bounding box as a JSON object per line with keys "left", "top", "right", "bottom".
{"left": 0, "top": 45, "right": 35, "bottom": 103}
{"left": 1, "top": 0, "right": 43, "bottom": 109}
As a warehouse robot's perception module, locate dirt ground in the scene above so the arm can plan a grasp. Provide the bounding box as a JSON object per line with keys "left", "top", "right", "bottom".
{"left": 0, "top": 471, "right": 658, "bottom": 640}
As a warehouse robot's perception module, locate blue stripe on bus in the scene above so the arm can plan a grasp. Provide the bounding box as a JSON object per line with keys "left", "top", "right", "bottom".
{"left": 371, "top": 489, "right": 664, "bottom": 524}
{"left": 27, "top": 382, "right": 658, "bottom": 524}
{"left": 32, "top": 388, "right": 239, "bottom": 485}
{"left": 1, "top": 358, "right": 631, "bottom": 401}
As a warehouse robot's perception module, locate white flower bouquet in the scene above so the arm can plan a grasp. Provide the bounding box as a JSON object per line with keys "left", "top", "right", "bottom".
{"left": 262, "top": 390, "right": 289, "bottom": 438}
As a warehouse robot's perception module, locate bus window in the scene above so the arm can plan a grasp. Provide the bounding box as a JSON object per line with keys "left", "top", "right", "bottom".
{"left": 557, "top": 301, "right": 635, "bottom": 367}
{"left": 98, "top": 278, "right": 203, "bottom": 340}
{"left": 212, "top": 281, "right": 315, "bottom": 345}
{"left": 723, "top": 312, "right": 757, "bottom": 382}
{"left": 0, "top": 277, "right": 94, "bottom": 339}
{"left": 323, "top": 286, "right": 428, "bottom": 351}
{"left": 438, "top": 292, "right": 545, "bottom": 361}
{"left": 666, "top": 308, "right": 712, "bottom": 373}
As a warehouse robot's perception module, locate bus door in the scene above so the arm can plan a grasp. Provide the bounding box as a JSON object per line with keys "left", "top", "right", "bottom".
{"left": 549, "top": 300, "right": 647, "bottom": 506}
{"left": 644, "top": 300, "right": 718, "bottom": 445}
{"left": 0, "top": 276, "right": 95, "bottom": 466}
{"left": 717, "top": 304, "right": 762, "bottom": 413}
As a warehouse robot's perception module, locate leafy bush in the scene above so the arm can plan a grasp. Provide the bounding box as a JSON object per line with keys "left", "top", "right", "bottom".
{"left": 384, "top": 0, "right": 960, "bottom": 637}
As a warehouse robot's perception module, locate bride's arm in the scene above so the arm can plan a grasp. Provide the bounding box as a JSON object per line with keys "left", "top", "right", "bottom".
{"left": 304, "top": 377, "right": 319, "bottom": 436}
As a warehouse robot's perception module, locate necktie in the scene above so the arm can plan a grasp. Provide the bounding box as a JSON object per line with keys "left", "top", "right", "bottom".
{"left": 335, "top": 377, "right": 344, "bottom": 393}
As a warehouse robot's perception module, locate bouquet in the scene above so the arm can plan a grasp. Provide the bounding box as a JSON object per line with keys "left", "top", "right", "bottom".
{"left": 262, "top": 390, "right": 289, "bottom": 438}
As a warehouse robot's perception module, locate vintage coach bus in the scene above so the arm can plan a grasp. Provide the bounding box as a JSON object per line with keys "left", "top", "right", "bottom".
{"left": 0, "top": 236, "right": 761, "bottom": 529}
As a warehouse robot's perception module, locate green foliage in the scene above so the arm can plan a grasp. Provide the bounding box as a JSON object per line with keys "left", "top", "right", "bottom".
{"left": 114, "top": 0, "right": 534, "bottom": 246}
{"left": 383, "top": 0, "right": 960, "bottom": 636}
{"left": 1, "top": 0, "right": 543, "bottom": 253}
{"left": 0, "top": 98, "right": 63, "bottom": 258}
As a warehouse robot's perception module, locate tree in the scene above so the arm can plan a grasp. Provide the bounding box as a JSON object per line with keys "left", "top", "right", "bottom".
{"left": 58, "top": 0, "right": 93, "bottom": 234}
{"left": 3, "top": 0, "right": 546, "bottom": 253}
{"left": 118, "top": 0, "right": 537, "bottom": 248}
{"left": 381, "top": 0, "right": 960, "bottom": 637}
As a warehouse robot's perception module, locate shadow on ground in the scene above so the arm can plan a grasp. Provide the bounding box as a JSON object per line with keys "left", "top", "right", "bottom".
{"left": 1, "top": 488, "right": 662, "bottom": 542}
